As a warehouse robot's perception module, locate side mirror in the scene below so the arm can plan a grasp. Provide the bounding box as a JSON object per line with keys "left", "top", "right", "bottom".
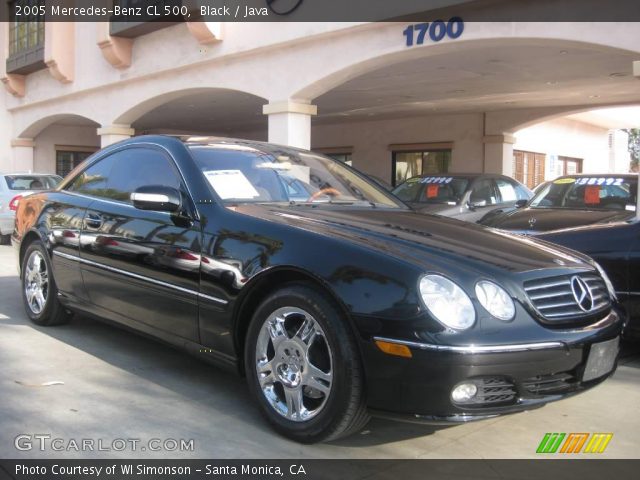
{"left": 467, "top": 199, "right": 487, "bottom": 210}
{"left": 515, "top": 199, "right": 528, "bottom": 208}
{"left": 131, "top": 185, "right": 181, "bottom": 213}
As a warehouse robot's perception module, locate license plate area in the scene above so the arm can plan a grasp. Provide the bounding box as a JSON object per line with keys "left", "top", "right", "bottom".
{"left": 583, "top": 337, "right": 619, "bottom": 382}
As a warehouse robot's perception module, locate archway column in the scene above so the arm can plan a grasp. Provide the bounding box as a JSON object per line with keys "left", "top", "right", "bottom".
{"left": 97, "top": 124, "right": 135, "bottom": 148}
{"left": 634, "top": 60, "right": 640, "bottom": 78}
{"left": 263, "top": 101, "right": 317, "bottom": 150}
{"left": 11, "top": 138, "right": 35, "bottom": 172}
{"left": 483, "top": 134, "right": 516, "bottom": 176}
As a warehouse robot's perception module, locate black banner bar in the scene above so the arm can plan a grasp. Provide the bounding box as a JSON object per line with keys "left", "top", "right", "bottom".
{"left": 1, "top": 460, "right": 640, "bottom": 480}
{"left": 2, "top": 0, "right": 640, "bottom": 22}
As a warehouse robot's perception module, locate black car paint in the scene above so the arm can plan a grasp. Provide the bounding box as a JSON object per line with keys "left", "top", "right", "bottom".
{"left": 482, "top": 207, "right": 634, "bottom": 233}
{"left": 12, "top": 135, "right": 623, "bottom": 421}
{"left": 480, "top": 174, "right": 638, "bottom": 233}
{"left": 537, "top": 219, "right": 640, "bottom": 338}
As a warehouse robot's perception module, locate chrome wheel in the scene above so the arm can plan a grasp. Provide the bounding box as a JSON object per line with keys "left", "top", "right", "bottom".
{"left": 24, "top": 250, "right": 49, "bottom": 315}
{"left": 255, "top": 306, "right": 333, "bottom": 422}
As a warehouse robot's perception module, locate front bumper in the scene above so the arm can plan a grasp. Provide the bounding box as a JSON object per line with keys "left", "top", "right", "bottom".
{"left": 361, "top": 310, "right": 623, "bottom": 421}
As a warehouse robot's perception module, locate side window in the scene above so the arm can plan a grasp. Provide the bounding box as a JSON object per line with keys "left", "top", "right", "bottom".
{"left": 68, "top": 154, "right": 117, "bottom": 197}
{"left": 495, "top": 178, "right": 518, "bottom": 203}
{"left": 67, "top": 148, "right": 181, "bottom": 203}
{"left": 470, "top": 178, "right": 499, "bottom": 206}
{"left": 107, "top": 148, "right": 182, "bottom": 203}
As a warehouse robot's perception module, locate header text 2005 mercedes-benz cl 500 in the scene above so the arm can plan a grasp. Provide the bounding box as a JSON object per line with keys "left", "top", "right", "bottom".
{"left": 12, "top": 136, "right": 623, "bottom": 443}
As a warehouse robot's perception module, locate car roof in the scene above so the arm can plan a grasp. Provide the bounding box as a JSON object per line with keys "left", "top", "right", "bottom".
{"left": 176, "top": 135, "right": 312, "bottom": 156}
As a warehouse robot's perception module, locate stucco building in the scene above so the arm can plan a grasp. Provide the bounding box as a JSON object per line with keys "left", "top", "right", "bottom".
{"left": 1, "top": 6, "right": 639, "bottom": 187}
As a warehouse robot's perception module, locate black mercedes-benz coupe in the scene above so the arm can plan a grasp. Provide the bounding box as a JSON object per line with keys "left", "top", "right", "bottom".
{"left": 12, "top": 136, "right": 623, "bottom": 443}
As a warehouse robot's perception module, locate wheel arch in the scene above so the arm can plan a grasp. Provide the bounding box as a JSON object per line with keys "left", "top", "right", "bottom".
{"left": 18, "top": 229, "right": 48, "bottom": 277}
{"left": 232, "top": 266, "right": 359, "bottom": 375}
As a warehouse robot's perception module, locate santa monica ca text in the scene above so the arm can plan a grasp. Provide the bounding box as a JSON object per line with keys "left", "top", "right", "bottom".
{"left": 15, "top": 464, "right": 307, "bottom": 476}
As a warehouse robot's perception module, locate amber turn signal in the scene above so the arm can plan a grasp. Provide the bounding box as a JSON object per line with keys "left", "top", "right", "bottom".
{"left": 375, "top": 340, "right": 413, "bottom": 358}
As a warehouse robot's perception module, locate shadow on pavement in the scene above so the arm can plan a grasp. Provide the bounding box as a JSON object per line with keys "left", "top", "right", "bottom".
{"left": 0, "top": 262, "right": 447, "bottom": 447}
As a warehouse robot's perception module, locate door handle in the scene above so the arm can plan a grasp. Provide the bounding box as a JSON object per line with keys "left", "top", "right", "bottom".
{"left": 85, "top": 213, "right": 103, "bottom": 229}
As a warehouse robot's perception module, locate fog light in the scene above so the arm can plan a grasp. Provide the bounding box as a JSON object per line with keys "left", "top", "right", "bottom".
{"left": 451, "top": 382, "right": 478, "bottom": 403}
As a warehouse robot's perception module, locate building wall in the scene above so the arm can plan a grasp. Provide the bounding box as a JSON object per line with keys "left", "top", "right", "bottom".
{"left": 2, "top": 20, "right": 639, "bottom": 176}
{"left": 609, "top": 130, "right": 631, "bottom": 173}
{"left": 32, "top": 125, "right": 100, "bottom": 174}
{"left": 513, "top": 118, "right": 619, "bottom": 179}
{"left": 0, "top": 90, "right": 11, "bottom": 172}
{"left": 311, "top": 113, "right": 484, "bottom": 182}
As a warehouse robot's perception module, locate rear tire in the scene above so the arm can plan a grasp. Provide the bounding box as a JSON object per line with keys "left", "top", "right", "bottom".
{"left": 245, "top": 283, "right": 369, "bottom": 443}
{"left": 21, "top": 241, "right": 71, "bottom": 326}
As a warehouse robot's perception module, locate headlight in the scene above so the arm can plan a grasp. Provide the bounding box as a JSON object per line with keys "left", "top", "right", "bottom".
{"left": 475, "top": 280, "right": 515, "bottom": 321}
{"left": 594, "top": 262, "right": 617, "bottom": 301}
{"left": 419, "top": 275, "right": 475, "bottom": 330}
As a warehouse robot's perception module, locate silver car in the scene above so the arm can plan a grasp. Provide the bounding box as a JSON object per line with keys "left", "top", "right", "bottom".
{"left": 0, "top": 173, "right": 63, "bottom": 244}
{"left": 392, "top": 173, "right": 533, "bottom": 223}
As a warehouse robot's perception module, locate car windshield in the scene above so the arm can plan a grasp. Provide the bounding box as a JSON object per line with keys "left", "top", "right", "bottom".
{"left": 4, "top": 175, "right": 62, "bottom": 191}
{"left": 393, "top": 176, "right": 470, "bottom": 204}
{"left": 189, "top": 144, "right": 404, "bottom": 209}
{"left": 529, "top": 176, "right": 637, "bottom": 211}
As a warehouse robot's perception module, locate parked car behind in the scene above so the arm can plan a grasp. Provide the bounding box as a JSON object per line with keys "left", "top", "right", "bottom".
{"left": 13, "top": 136, "right": 623, "bottom": 443}
{"left": 392, "top": 174, "right": 532, "bottom": 222}
{"left": 480, "top": 174, "right": 638, "bottom": 233}
{"left": 536, "top": 218, "right": 640, "bottom": 339}
{"left": 0, "top": 173, "right": 63, "bottom": 244}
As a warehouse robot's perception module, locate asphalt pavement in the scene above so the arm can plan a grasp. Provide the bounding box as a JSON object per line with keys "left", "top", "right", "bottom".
{"left": 0, "top": 244, "right": 639, "bottom": 459}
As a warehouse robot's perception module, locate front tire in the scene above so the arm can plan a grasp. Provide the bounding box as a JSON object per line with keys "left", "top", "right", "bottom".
{"left": 21, "top": 241, "right": 71, "bottom": 326}
{"left": 245, "top": 283, "right": 369, "bottom": 443}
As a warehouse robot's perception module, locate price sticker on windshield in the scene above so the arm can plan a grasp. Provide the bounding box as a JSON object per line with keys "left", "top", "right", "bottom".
{"left": 576, "top": 177, "right": 624, "bottom": 186}
{"left": 554, "top": 177, "right": 576, "bottom": 184}
{"left": 421, "top": 177, "right": 453, "bottom": 184}
{"left": 426, "top": 185, "right": 439, "bottom": 198}
{"left": 584, "top": 185, "right": 601, "bottom": 204}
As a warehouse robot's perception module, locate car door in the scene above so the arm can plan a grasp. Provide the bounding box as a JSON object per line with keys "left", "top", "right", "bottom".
{"left": 72, "top": 145, "right": 201, "bottom": 341}
{"left": 457, "top": 177, "right": 500, "bottom": 222}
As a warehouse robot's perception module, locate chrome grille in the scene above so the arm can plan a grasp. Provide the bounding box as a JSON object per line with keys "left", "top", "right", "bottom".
{"left": 524, "top": 272, "right": 610, "bottom": 321}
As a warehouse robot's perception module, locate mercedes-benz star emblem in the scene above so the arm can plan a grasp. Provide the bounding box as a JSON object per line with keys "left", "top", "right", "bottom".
{"left": 528, "top": 217, "right": 537, "bottom": 229}
{"left": 570, "top": 276, "right": 594, "bottom": 312}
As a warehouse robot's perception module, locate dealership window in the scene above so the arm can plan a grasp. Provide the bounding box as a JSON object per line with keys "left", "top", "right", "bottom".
{"left": 390, "top": 143, "right": 453, "bottom": 186}
{"left": 513, "top": 150, "right": 546, "bottom": 189}
{"left": 56, "top": 149, "right": 96, "bottom": 178}
{"left": 6, "top": 0, "right": 46, "bottom": 74}
{"left": 314, "top": 147, "right": 353, "bottom": 166}
{"left": 558, "top": 156, "right": 583, "bottom": 176}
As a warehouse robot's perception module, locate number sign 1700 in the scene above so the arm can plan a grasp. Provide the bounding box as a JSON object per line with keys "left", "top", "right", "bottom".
{"left": 403, "top": 18, "right": 464, "bottom": 47}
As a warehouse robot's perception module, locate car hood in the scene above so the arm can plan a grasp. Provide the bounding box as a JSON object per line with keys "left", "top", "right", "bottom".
{"left": 407, "top": 202, "right": 456, "bottom": 213}
{"left": 481, "top": 207, "right": 634, "bottom": 233}
{"left": 236, "top": 205, "right": 592, "bottom": 276}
